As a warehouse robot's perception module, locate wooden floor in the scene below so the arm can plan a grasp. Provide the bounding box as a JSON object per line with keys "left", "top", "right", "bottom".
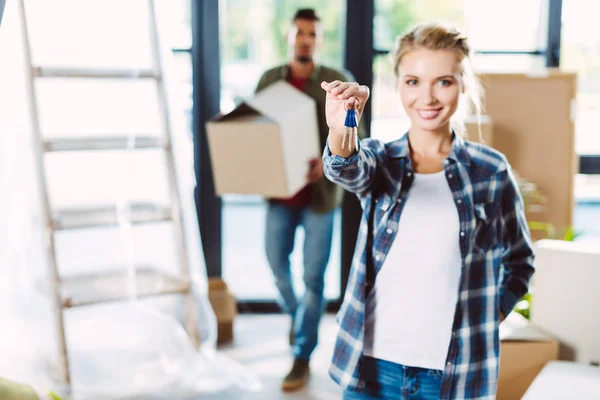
{"left": 203, "top": 313, "right": 342, "bottom": 399}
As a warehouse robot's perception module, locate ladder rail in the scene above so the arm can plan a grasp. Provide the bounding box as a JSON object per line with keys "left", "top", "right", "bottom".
{"left": 17, "top": 0, "right": 70, "bottom": 385}
{"left": 16, "top": 1, "right": 202, "bottom": 387}
{"left": 33, "top": 66, "right": 157, "bottom": 79}
{"left": 147, "top": 0, "right": 200, "bottom": 348}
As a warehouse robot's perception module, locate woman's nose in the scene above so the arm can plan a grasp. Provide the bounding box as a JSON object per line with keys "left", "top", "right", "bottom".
{"left": 420, "top": 86, "right": 436, "bottom": 105}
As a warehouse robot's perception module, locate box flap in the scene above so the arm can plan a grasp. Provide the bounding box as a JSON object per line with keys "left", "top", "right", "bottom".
{"left": 522, "top": 361, "right": 600, "bottom": 399}
{"left": 247, "top": 80, "right": 316, "bottom": 124}
{"left": 500, "top": 312, "right": 556, "bottom": 342}
{"left": 535, "top": 239, "right": 600, "bottom": 255}
{"left": 209, "top": 102, "right": 275, "bottom": 123}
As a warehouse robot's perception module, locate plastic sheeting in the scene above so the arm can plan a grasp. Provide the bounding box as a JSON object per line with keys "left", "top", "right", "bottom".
{"left": 0, "top": 1, "right": 260, "bottom": 398}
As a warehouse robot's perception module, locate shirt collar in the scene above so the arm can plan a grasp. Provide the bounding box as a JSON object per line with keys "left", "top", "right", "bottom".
{"left": 281, "top": 64, "right": 322, "bottom": 82}
{"left": 388, "top": 131, "right": 471, "bottom": 166}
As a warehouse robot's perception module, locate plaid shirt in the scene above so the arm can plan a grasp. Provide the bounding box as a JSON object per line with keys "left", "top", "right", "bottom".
{"left": 323, "top": 133, "right": 535, "bottom": 399}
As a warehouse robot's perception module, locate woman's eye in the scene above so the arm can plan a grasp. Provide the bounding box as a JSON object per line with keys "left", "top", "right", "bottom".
{"left": 406, "top": 79, "right": 418, "bottom": 86}
{"left": 439, "top": 79, "right": 452, "bottom": 87}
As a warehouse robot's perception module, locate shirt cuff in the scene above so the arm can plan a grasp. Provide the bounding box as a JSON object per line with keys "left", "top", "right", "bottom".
{"left": 499, "top": 290, "right": 519, "bottom": 318}
{"left": 323, "top": 140, "right": 361, "bottom": 168}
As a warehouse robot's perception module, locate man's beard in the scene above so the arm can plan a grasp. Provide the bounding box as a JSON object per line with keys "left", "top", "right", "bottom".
{"left": 295, "top": 55, "right": 312, "bottom": 63}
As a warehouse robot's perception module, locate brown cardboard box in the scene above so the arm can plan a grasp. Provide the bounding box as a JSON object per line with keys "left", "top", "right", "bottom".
{"left": 498, "top": 313, "right": 559, "bottom": 400}
{"left": 208, "top": 278, "right": 237, "bottom": 344}
{"left": 477, "top": 71, "right": 578, "bottom": 232}
{"left": 206, "top": 81, "right": 320, "bottom": 198}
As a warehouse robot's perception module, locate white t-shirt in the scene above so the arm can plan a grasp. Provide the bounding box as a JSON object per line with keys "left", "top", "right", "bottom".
{"left": 363, "top": 170, "right": 462, "bottom": 371}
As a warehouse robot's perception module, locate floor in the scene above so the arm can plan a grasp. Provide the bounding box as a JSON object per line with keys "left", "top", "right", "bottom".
{"left": 205, "top": 314, "right": 342, "bottom": 400}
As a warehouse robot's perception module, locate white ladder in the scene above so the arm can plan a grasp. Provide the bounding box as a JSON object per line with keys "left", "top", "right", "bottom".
{"left": 17, "top": 0, "right": 200, "bottom": 385}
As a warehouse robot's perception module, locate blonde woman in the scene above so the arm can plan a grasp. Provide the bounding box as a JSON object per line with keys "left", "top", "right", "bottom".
{"left": 321, "top": 24, "right": 534, "bottom": 399}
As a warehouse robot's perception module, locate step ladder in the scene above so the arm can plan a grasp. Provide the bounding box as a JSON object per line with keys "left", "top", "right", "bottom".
{"left": 17, "top": 0, "right": 200, "bottom": 385}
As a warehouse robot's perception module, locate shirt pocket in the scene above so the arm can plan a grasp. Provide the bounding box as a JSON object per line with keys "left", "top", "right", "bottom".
{"left": 373, "top": 193, "right": 394, "bottom": 230}
{"left": 472, "top": 202, "right": 499, "bottom": 253}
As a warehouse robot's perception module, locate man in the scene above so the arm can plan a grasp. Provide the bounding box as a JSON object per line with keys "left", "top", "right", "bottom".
{"left": 255, "top": 8, "right": 361, "bottom": 392}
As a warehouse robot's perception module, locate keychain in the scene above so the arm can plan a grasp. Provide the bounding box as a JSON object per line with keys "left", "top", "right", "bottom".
{"left": 342, "top": 100, "right": 359, "bottom": 152}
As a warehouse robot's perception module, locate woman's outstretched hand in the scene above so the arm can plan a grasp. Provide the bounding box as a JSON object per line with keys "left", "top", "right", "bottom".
{"left": 321, "top": 80, "right": 370, "bottom": 157}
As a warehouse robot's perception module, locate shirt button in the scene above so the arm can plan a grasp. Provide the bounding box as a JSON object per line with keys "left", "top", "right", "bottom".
{"left": 447, "top": 361, "right": 451, "bottom": 366}
{"left": 448, "top": 174, "right": 453, "bottom": 178}
{"left": 375, "top": 255, "right": 381, "bottom": 261}
{"left": 457, "top": 199, "right": 462, "bottom": 204}
{"left": 407, "top": 172, "right": 412, "bottom": 177}
{"left": 386, "top": 228, "right": 393, "bottom": 234}
{"left": 460, "top": 231, "right": 465, "bottom": 237}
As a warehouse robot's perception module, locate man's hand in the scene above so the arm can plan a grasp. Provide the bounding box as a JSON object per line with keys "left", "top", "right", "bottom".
{"left": 307, "top": 157, "right": 324, "bottom": 183}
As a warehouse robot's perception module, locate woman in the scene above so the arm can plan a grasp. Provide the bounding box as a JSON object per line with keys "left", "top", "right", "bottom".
{"left": 320, "top": 24, "right": 535, "bottom": 399}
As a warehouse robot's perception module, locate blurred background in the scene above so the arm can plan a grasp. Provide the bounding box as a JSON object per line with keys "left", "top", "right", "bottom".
{"left": 0, "top": 0, "right": 599, "bottom": 399}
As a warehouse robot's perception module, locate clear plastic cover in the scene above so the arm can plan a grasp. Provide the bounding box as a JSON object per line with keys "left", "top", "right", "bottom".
{"left": 0, "top": 1, "right": 260, "bottom": 398}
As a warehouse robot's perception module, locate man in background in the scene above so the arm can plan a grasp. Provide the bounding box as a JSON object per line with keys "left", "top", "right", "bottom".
{"left": 255, "top": 8, "right": 361, "bottom": 392}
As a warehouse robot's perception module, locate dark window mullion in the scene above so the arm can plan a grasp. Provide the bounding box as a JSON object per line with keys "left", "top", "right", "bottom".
{"left": 547, "top": 0, "right": 563, "bottom": 67}
{"left": 341, "top": 0, "right": 375, "bottom": 299}
{"left": 172, "top": 47, "right": 192, "bottom": 53}
{"left": 580, "top": 156, "right": 600, "bottom": 175}
{"left": 191, "top": 0, "right": 222, "bottom": 277}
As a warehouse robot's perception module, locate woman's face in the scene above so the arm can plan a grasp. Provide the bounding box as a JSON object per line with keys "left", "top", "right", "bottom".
{"left": 397, "top": 48, "right": 463, "bottom": 133}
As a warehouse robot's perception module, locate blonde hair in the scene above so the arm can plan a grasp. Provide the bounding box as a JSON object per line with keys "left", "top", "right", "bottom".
{"left": 392, "top": 23, "right": 483, "bottom": 140}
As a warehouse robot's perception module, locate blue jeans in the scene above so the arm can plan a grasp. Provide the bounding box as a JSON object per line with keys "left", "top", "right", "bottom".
{"left": 265, "top": 202, "right": 334, "bottom": 361}
{"left": 343, "top": 357, "right": 443, "bottom": 400}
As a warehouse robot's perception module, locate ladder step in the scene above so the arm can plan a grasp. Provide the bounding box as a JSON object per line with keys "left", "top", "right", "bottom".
{"left": 33, "top": 66, "right": 159, "bottom": 79}
{"left": 60, "top": 266, "right": 191, "bottom": 308}
{"left": 53, "top": 202, "right": 171, "bottom": 230}
{"left": 44, "top": 135, "right": 164, "bottom": 152}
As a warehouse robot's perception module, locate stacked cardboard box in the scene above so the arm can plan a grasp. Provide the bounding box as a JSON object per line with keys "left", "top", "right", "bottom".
{"left": 498, "top": 313, "right": 559, "bottom": 400}
{"left": 207, "top": 278, "right": 237, "bottom": 345}
{"left": 522, "top": 361, "right": 600, "bottom": 399}
{"left": 477, "top": 71, "right": 577, "bottom": 234}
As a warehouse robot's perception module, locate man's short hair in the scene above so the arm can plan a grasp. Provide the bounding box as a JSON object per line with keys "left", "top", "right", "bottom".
{"left": 293, "top": 8, "right": 320, "bottom": 22}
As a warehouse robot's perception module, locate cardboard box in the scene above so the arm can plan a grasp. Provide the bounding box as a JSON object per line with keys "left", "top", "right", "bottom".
{"left": 522, "top": 361, "right": 600, "bottom": 399}
{"left": 498, "top": 313, "right": 559, "bottom": 400}
{"left": 206, "top": 81, "right": 320, "bottom": 197}
{"left": 208, "top": 278, "right": 237, "bottom": 344}
{"left": 531, "top": 240, "right": 600, "bottom": 364}
{"left": 465, "top": 114, "right": 493, "bottom": 145}
{"left": 477, "top": 71, "right": 578, "bottom": 232}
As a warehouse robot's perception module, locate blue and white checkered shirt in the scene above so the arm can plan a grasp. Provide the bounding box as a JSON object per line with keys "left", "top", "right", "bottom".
{"left": 323, "top": 133, "right": 535, "bottom": 399}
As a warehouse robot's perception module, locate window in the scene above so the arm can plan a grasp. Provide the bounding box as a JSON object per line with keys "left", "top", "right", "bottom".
{"left": 374, "top": 0, "right": 465, "bottom": 52}
{"left": 561, "top": 0, "right": 600, "bottom": 240}
{"left": 14, "top": 0, "right": 195, "bottom": 275}
{"left": 374, "top": 0, "right": 547, "bottom": 53}
{"left": 561, "top": 0, "right": 600, "bottom": 155}
{"left": 462, "top": 0, "right": 547, "bottom": 53}
{"left": 219, "top": 0, "right": 345, "bottom": 301}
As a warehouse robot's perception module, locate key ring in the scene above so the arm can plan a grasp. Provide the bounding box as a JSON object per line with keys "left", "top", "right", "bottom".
{"left": 344, "top": 97, "right": 361, "bottom": 111}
